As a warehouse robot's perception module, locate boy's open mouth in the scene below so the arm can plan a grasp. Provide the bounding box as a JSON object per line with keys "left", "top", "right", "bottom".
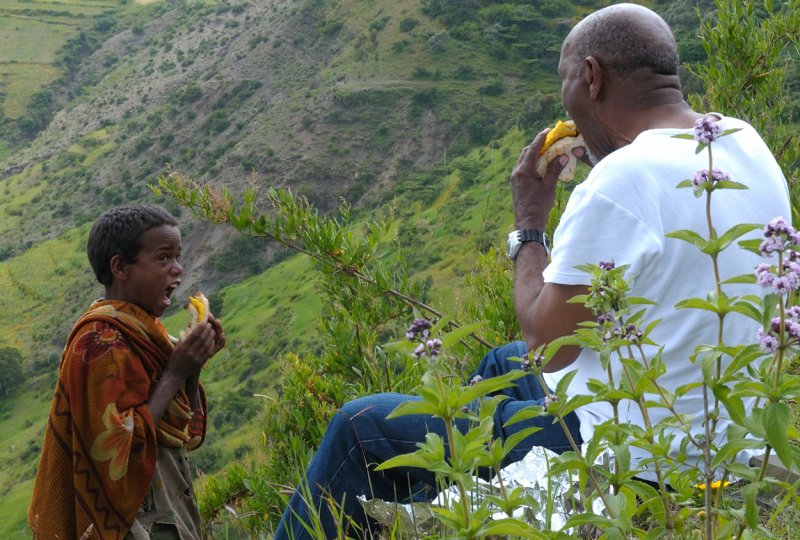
{"left": 163, "top": 283, "right": 179, "bottom": 306}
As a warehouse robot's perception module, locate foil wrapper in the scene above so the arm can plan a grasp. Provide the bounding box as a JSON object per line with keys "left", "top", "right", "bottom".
{"left": 360, "top": 445, "right": 612, "bottom": 537}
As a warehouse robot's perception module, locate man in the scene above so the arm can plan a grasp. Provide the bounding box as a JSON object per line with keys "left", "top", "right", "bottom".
{"left": 276, "top": 4, "right": 790, "bottom": 539}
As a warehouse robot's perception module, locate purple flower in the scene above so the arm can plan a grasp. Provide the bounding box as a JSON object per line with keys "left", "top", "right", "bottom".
{"left": 599, "top": 260, "right": 615, "bottom": 271}
{"left": 760, "top": 236, "right": 784, "bottom": 255}
{"left": 426, "top": 338, "right": 442, "bottom": 357}
{"left": 770, "top": 317, "right": 783, "bottom": 333}
{"left": 693, "top": 116, "right": 722, "bottom": 144}
{"left": 765, "top": 216, "right": 793, "bottom": 237}
{"left": 787, "top": 306, "right": 800, "bottom": 319}
{"left": 407, "top": 319, "right": 432, "bottom": 340}
{"left": 413, "top": 343, "right": 426, "bottom": 358}
{"left": 469, "top": 375, "right": 484, "bottom": 386}
{"left": 542, "top": 395, "right": 558, "bottom": 411}
{"left": 758, "top": 329, "right": 779, "bottom": 353}
{"left": 533, "top": 353, "right": 544, "bottom": 368}
{"left": 691, "top": 168, "right": 730, "bottom": 187}
{"left": 756, "top": 263, "right": 774, "bottom": 288}
{"left": 787, "top": 320, "right": 800, "bottom": 339}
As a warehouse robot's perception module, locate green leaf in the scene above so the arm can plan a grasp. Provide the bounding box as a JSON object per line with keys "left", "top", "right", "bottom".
{"left": 728, "top": 299, "right": 763, "bottom": 322}
{"left": 721, "top": 127, "right": 743, "bottom": 136}
{"left": 382, "top": 340, "right": 417, "bottom": 355}
{"left": 672, "top": 133, "right": 696, "bottom": 140}
{"left": 385, "top": 399, "right": 438, "bottom": 418}
{"left": 764, "top": 402, "right": 792, "bottom": 467}
{"left": 717, "top": 223, "right": 760, "bottom": 251}
{"left": 713, "top": 384, "right": 746, "bottom": 425}
{"left": 714, "top": 180, "right": 748, "bottom": 190}
{"left": 563, "top": 513, "right": 614, "bottom": 529}
{"left": 665, "top": 229, "right": 707, "bottom": 250}
{"left": 481, "top": 519, "right": 547, "bottom": 538}
{"left": 675, "top": 298, "right": 718, "bottom": 313}
{"left": 441, "top": 321, "right": 486, "bottom": 349}
{"left": 375, "top": 452, "right": 431, "bottom": 471}
{"left": 554, "top": 369, "right": 578, "bottom": 396}
{"left": 737, "top": 238, "right": 763, "bottom": 255}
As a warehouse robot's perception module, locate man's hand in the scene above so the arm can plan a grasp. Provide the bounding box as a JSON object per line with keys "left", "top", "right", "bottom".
{"left": 510, "top": 128, "right": 565, "bottom": 229}
{"left": 510, "top": 128, "right": 587, "bottom": 229}
{"left": 511, "top": 130, "right": 591, "bottom": 373}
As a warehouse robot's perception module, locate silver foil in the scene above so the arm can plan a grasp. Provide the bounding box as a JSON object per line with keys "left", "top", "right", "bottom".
{"left": 360, "top": 445, "right": 612, "bottom": 537}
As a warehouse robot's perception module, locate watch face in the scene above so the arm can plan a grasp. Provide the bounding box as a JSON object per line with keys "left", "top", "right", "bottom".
{"left": 506, "top": 231, "right": 519, "bottom": 259}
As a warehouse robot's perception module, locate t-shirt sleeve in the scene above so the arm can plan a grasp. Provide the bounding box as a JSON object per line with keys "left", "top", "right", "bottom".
{"left": 543, "top": 187, "right": 663, "bottom": 286}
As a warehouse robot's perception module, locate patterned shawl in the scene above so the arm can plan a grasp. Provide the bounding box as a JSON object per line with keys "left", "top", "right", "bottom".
{"left": 28, "top": 300, "right": 206, "bottom": 539}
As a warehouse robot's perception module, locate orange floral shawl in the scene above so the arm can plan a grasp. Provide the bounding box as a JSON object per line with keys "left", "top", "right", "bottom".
{"left": 28, "top": 300, "right": 206, "bottom": 539}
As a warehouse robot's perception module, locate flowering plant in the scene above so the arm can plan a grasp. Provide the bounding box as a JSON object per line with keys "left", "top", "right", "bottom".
{"left": 376, "top": 116, "right": 799, "bottom": 539}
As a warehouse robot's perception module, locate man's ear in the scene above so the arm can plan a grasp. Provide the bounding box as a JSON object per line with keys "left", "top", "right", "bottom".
{"left": 109, "top": 255, "right": 129, "bottom": 282}
{"left": 583, "top": 56, "right": 603, "bottom": 100}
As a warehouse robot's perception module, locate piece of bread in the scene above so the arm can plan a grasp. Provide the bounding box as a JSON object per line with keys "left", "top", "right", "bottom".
{"left": 536, "top": 120, "right": 585, "bottom": 182}
{"left": 179, "top": 293, "right": 209, "bottom": 340}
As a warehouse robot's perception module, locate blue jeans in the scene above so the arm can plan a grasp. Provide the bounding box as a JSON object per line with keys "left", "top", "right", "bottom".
{"left": 274, "top": 341, "right": 582, "bottom": 540}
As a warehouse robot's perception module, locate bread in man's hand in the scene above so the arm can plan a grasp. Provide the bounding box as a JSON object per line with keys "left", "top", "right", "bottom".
{"left": 536, "top": 120, "right": 585, "bottom": 182}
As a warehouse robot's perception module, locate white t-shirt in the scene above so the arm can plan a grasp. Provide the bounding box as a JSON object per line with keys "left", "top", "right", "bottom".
{"left": 542, "top": 115, "right": 791, "bottom": 473}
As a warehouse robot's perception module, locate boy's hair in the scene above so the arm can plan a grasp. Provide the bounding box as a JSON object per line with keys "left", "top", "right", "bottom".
{"left": 87, "top": 204, "right": 178, "bottom": 286}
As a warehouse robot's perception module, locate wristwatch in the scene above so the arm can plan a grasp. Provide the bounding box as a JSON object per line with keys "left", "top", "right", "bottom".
{"left": 506, "top": 229, "right": 549, "bottom": 260}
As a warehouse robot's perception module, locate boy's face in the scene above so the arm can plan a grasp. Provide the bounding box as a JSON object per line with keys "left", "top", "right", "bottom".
{"left": 115, "top": 224, "right": 183, "bottom": 317}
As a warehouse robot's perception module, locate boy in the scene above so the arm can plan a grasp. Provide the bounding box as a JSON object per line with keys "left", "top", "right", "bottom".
{"left": 29, "top": 204, "right": 225, "bottom": 539}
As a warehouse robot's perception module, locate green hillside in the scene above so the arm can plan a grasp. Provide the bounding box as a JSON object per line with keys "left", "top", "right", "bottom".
{"left": 0, "top": 0, "right": 798, "bottom": 536}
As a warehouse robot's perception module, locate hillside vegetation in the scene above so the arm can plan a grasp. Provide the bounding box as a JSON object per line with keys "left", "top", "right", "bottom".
{"left": 0, "top": 0, "right": 798, "bottom": 537}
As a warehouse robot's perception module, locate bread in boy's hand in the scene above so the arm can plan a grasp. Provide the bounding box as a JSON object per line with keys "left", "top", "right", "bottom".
{"left": 536, "top": 120, "right": 585, "bottom": 182}
{"left": 179, "top": 293, "right": 209, "bottom": 340}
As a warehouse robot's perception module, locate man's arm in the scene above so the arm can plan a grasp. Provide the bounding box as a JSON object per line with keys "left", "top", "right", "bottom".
{"left": 510, "top": 131, "right": 592, "bottom": 372}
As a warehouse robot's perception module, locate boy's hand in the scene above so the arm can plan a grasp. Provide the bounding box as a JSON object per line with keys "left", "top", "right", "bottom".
{"left": 168, "top": 316, "right": 224, "bottom": 377}
{"left": 149, "top": 317, "right": 225, "bottom": 423}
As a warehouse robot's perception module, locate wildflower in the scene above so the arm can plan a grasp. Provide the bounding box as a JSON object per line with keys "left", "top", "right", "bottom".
{"left": 542, "top": 395, "right": 558, "bottom": 411}
{"left": 759, "top": 217, "right": 799, "bottom": 257}
{"left": 758, "top": 329, "right": 779, "bottom": 353}
{"left": 413, "top": 343, "right": 426, "bottom": 358}
{"left": 693, "top": 116, "right": 722, "bottom": 144}
{"left": 787, "top": 320, "right": 800, "bottom": 339}
{"left": 406, "top": 319, "right": 432, "bottom": 340}
{"left": 469, "top": 375, "right": 484, "bottom": 386}
{"left": 596, "top": 312, "right": 614, "bottom": 325}
{"left": 520, "top": 357, "right": 531, "bottom": 371}
{"left": 691, "top": 168, "right": 730, "bottom": 188}
{"left": 426, "top": 338, "right": 442, "bottom": 358}
{"left": 765, "top": 216, "right": 793, "bottom": 237}
{"left": 533, "top": 353, "right": 544, "bottom": 368}
{"left": 599, "top": 260, "right": 615, "bottom": 271}
{"left": 755, "top": 263, "right": 774, "bottom": 288}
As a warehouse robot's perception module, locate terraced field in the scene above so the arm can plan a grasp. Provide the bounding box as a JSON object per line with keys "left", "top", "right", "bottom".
{"left": 0, "top": 0, "right": 118, "bottom": 118}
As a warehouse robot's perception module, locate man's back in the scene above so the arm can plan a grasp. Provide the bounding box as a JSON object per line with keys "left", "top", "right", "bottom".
{"left": 543, "top": 115, "right": 791, "bottom": 473}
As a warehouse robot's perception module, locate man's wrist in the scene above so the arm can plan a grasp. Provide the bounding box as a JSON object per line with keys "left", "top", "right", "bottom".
{"left": 514, "top": 218, "right": 548, "bottom": 230}
{"left": 507, "top": 229, "right": 550, "bottom": 259}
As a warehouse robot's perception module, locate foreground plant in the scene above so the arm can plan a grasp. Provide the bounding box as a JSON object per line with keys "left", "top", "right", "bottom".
{"left": 370, "top": 116, "right": 799, "bottom": 540}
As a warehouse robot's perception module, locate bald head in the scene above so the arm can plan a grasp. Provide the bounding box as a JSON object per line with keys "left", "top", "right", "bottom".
{"left": 567, "top": 3, "right": 678, "bottom": 78}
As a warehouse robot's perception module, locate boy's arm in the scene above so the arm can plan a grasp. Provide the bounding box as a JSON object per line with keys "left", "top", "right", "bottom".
{"left": 148, "top": 318, "right": 224, "bottom": 423}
